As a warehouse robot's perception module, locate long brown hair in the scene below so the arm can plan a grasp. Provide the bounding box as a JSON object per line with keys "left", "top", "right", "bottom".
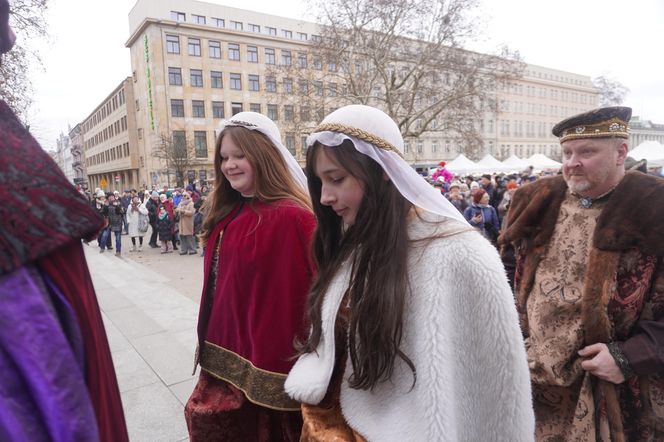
{"left": 200, "top": 126, "right": 311, "bottom": 244}
{"left": 301, "top": 140, "right": 415, "bottom": 390}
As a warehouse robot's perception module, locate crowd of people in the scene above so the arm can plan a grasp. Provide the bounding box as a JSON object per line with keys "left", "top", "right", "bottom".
{"left": 86, "top": 185, "right": 209, "bottom": 256}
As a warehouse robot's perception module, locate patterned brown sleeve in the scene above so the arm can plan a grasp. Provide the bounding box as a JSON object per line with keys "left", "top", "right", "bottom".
{"left": 620, "top": 258, "right": 664, "bottom": 376}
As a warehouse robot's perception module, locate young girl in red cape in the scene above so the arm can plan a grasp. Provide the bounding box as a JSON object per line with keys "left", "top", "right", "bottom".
{"left": 184, "top": 112, "right": 315, "bottom": 441}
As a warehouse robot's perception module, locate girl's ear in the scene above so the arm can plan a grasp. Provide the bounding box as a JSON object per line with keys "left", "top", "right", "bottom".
{"left": 382, "top": 171, "right": 390, "bottom": 181}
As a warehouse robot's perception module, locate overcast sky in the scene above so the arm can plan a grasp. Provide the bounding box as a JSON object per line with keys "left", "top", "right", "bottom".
{"left": 23, "top": 0, "right": 664, "bottom": 148}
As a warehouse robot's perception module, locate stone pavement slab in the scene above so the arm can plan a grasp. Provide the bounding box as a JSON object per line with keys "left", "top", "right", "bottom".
{"left": 84, "top": 241, "right": 200, "bottom": 442}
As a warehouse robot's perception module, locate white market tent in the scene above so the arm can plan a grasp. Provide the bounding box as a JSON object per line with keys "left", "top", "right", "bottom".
{"left": 525, "top": 153, "right": 562, "bottom": 170}
{"left": 628, "top": 141, "right": 664, "bottom": 167}
{"left": 476, "top": 154, "right": 510, "bottom": 172}
{"left": 501, "top": 154, "right": 529, "bottom": 171}
{"left": 445, "top": 154, "right": 481, "bottom": 175}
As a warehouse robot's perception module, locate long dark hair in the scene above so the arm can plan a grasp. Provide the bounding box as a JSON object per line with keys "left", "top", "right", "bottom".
{"left": 200, "top": 126, "right": 311, "bottom": 245}
{"left": 301, "top": 140, "right": 415, "bottom": 390}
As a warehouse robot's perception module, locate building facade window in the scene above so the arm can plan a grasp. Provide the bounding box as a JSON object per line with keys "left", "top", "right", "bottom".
{"left": 166, "top": 35, "right": 180, "bottom": 53}
{"left": 194, "top": 131, "right": 208, "bottom": 158}
{"left": 231, "top": 102, "right": 243, "bottom": 115}
{"left": 228, "top": 43, "right": 240, "bottom": 60}
{"left": 314, "top": 80, "right": 323, "bottom": 97}
{"left": 297, "top": 32, "right": 308, "bottom": 41}
{"left": 192, "top": 14, "right": 206, "bottom": 25}
{"left": 230, "top": 20, "right": 243, "bottom": 30}
{"left": 192, "top": 100, "right": 205, "bottom": 118}
{"left": 313, "top": 57, "right": 322, "bottom": 70}
{"left": 171, "top": 99, "right": 184, "bottom": 117}
{"left": 168, "top": 67, "right": 182, "bottom": 85}
{"left": 171, "top": 11, "right": 185, "bottom": 22}
{"left": 283, "top": 78, "right": 293, "bottom": 94}
{"left": 209, "top": 40, "right": 221, "bottom": 58}
{"left": 299, "top": 79, "right": 308, "bottom": 95}
{"left": 300, "top": 105, "right": 310, "bottom": 121}
{"left": 285, "top": 134, "right": 296, "bottom": 155}
{"left": 266, "top": 26, "right": 276, "bottom": 36}
{"left": 212, "top": 17, "right": 224, "bottom": 27}
{"left": 267, "top": 104, "right": 278, "bottom": 121}
{"left": 281, "top": 50, "right": 292, "bottom": 66}
{"left": 230, "top": 73, "right": 242, "bottom": 90}
{"left": 188, "top": 38, "right": 201, "bottom": 56}
{"left": 173, "top": 131, "right": 186, "bottom": 157}
{"left": 297, "top": 52, "right": 307, "bottom": 68}
{"left": 190, "top": 69, "right": 203, "bottom": 87}
{"left": 265, "top": 76, "right": 276, "bottom": 92}
{"left": 211, "top": 71, "right": 223, "bottom": 88}
{"left": 248, "top": 74, "right": 260, "bottom": 91}
{"left": 249, "top": 23, "right": 260, "bottom": 32}
{"left": 250, "top": 103, "right": 261, "bottom": 113}
{"left": 265, "top": 48, "right": 275, "bottom": 64}
{"left": 328, "top": 82, "right": 337, "bottom": 97}
{"left": 212, "top": 101, "right": 225, "bottom": 118}
{"left": 282, "top": 29, "right": 292, "bottom": 38}
{"left": 284, "top": 105, "right": 294, "bottom": 121}
{"left": 311, "top": 34, "right": 322, "bottom": 42}
{"left": 247, "top": 46, "right": 258, "bottom": 62}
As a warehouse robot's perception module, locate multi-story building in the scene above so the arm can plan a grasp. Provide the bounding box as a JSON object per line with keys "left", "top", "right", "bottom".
{"left": 79, "top": 0, "right": 603, "bottom": 188}
{"left": 489, "top": 65, "right": 599, "bottom": 161}
{"left": 69, "top": 123, "right": 88, "bottom": 188}
{"left": 629, "top": 116, "right": 664, "bottom": 147}
{"left": 82, "top": 77, "right": 139, "bottom": 191}
{"left": 55, "top": 131, "right": 75, "bottom": 183}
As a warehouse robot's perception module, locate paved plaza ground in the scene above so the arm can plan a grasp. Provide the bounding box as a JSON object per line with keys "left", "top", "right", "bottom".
{"left": 85, "top": 228, "right": 206, "bottom": 441}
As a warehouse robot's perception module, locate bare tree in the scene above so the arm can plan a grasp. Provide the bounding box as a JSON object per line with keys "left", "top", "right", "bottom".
{"left": 592, "top": 74, "right": 629, "bottom": 107}
{"left": 307, "top": 0, "right": 523, "bottom": 158}
{"left": 152, "top": 133, "right": 201, "bottom": 188}
{"left": 0, "top": 0, "right": 49, "bottom": 121}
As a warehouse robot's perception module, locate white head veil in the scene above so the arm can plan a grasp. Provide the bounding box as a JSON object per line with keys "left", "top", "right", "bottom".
{"left": 306, "top": 105, "right": 468, "bottom": 225}
{"left": 217, "top": 112, "right": 307, "bottom": 190}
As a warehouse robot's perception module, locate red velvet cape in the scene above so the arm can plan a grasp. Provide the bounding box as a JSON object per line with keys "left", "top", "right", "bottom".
{"left": 198, "top": 199, "right": 316, "bottom": 374}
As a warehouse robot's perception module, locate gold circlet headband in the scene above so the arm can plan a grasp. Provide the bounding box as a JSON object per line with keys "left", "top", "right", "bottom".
{"left": 313, "top": 122, "right": 404, "bottom": 158}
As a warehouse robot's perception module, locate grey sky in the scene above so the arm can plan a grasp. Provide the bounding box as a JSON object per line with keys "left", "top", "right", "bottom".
{"left": 25, "top": 0, "right": 664, "bottom": 148}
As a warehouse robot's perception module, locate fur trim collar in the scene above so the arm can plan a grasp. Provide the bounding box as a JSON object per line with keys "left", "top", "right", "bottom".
{"left": 500, "top": 171, "right": 664, "bottom": 256}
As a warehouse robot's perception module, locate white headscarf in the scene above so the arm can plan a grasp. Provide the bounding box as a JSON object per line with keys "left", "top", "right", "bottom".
{"left": 306, "top": 105, "right": 468, "bottom": 225}
{"left": 217, "top": 112, "right": 307, "bottom": 190}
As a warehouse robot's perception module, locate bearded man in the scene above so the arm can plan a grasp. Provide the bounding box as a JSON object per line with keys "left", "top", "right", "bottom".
{"left": 500, "top": 106, "right": 664, "bottom": 441}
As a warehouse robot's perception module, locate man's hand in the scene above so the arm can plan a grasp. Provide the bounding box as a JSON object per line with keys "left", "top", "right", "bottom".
{"left": 579, "top": 343, "right": 625, "bottom": 384}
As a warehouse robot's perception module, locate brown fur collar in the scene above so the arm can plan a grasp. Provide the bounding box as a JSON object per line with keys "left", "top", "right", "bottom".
{"left": 500, "top": 171, "right": 664, "bottom": 256}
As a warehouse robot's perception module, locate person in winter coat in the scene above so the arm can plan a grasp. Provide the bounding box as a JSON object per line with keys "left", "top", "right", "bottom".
{"left": 159, "top": 193, "right": 178, "bottom": 251}
{"left": 464, "top": 188, "right": 500, "bottom": 244}
{"left": 156, "top": 206, "right": 174, "bottom": 253}
{"left": 146, "top": 191, "right": 160, "bottom": 248}
{"left": 101, "top": 194, "right": 125, "bottom": 255}
{"left": 175, "top": 192, "right": 197, "bottom": 255}
{"left": 126, "top": 196, "right": 149, "bottom": 252}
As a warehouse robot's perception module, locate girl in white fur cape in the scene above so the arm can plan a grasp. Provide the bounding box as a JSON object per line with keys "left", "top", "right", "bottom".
{"left": 285, "top": 105, "right": 534, "bottom": 441}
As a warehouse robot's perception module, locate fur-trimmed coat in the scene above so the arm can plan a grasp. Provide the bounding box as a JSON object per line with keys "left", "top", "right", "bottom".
{"left": 286, "top": 213, "right": 535, "bottom": 441}
{"left": 500, "top": 171, "right": 664, "bottom": 441}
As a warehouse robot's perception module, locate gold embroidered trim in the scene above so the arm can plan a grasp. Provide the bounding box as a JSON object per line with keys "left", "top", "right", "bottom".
{"left": 200, "top": 341, "right": 300, "bottom": 411}
{"left": 313, "top": 122, "right": 404, "bottom": 158}
{"left": 560, "top": 117, "right": 629, "bottom": 143}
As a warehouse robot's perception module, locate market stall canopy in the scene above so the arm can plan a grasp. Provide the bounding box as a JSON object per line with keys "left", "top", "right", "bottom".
{"left": 629, "top": 141, "right": 664, "bottom": 167}
{"left": 476, "top": 154, "right": 510, "bottom": 172}
{"left": 445, "top": 154, "right": 481, "bottom": 175}
{"left": 501, "top": 155, "right": 529, "bottom": 171}
{"left": 525, "top": 153, "right": 562, "bottom": 170}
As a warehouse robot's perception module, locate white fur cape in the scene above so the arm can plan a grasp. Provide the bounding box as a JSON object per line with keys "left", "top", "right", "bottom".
{"left": 286, "top": 213, "right": 534, "bottom": 441}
